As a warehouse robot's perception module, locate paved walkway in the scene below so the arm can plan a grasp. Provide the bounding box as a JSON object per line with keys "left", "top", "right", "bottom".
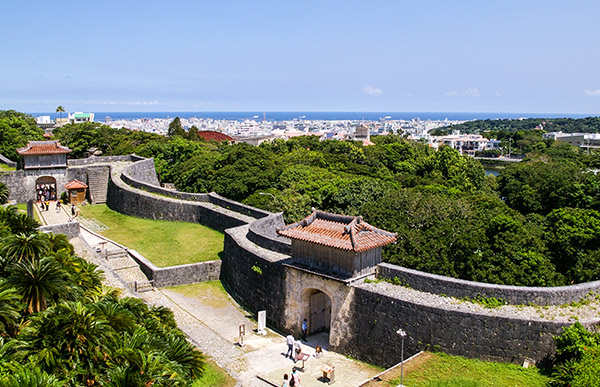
{"left": 42, "top": 205, "right": 381, "bottom": 386}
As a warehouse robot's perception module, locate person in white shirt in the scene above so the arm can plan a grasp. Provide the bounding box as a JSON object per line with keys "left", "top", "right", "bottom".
{"left": 285, "top": 332, "right": 295, "bottom": 359}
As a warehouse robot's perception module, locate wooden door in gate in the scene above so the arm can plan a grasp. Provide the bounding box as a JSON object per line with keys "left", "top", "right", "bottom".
{"left": 309, "top": 291, "right": 331, "bottom": 333}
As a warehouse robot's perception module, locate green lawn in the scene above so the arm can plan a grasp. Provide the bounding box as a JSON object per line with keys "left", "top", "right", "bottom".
{"left": 166, "top": 281, "right": 230, "bottom": 308}
{"left": 389, "top": 352, "right": 552, "bottom": 387}
{"left": 0, "top": 164, "right": 15, "bottom": 172}
{"left": 78, "top": 204, "right": 224, "bottom": 267}
{"left": 192, "top": 359, "right": 236, "bottom": 387}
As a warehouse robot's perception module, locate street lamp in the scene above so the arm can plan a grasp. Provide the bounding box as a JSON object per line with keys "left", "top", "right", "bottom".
{"left": 397, "top": 328, "right": 407, "bottom": 387}
{"left": 258, "top": 192, "right": 275, "bottom": 200}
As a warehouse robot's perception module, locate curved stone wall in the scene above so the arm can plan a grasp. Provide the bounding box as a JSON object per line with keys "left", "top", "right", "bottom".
{"left": 246, "top": 212, "right": 291, "bottom": 254}
{"left": 377, "top": 263, "right": 600, "bottom": 306}
{"left": 107, "top": 167, "right": 254, "bottom": 232}
{"left": 103, "top": 156, "right": 600, "bottom": 367}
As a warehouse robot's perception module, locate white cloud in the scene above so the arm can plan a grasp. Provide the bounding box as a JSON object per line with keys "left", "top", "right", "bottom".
{"left": 584, "top": 89, "right": 600, "bottom": 96}
{"left": 363, "top": 85, "right": 383, "bottom": 95}
{"left": 464, "top": 87, "right": 480, "bottom": 97}
{"left": 447, "top": 87, "right": 480, "bottom": 97}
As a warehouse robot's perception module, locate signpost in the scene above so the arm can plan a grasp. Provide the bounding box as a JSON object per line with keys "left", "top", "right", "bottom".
{"left": 257, "top": 310, "right": 267, "bottom": 335}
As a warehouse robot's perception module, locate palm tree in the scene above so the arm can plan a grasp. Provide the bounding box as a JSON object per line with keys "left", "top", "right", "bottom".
{"left": 6, "top": 257, "right": 73, "bottom": 313}
{"left": 3, "top": 365, "right": 65, "bottom": 387}
{"left": 0, "top": 286, "right": 21, "bottom": 336}
{"left": 0, "top": 182, "right": 9, "bottom": 204}
{"left": 55, "top": 106, "right": 65, "bottom": 120}
{"left": 42, "top": 233, "right": 73, "bottom": 255}
{"left": 0, "top": 233, "right": 49, "bottom": 265}
{"left": 0, "top": 206, "right": 39, "bottom": 235}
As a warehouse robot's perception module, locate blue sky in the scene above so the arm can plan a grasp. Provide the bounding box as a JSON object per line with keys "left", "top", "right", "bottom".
{"left": 2, "top": 1, "right": 600, "bottom": 114}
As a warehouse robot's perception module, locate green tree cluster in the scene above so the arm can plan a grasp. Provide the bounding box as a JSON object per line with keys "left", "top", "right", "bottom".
{"left": 551, "top": 323, "right": 600, "bottom": 386}
{"left": 0, "top": 203, "right": 205, "bottom": 385}
{"left": 0, "top": 110, "right": 44, "bottom": 160}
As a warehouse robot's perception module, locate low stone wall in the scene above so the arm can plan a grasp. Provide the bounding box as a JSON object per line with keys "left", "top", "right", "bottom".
{"left": 67, "top": 155, "right": 139, "bottom": 166}
{"left": 246, "top": 212, "right": 291, "bottom": 254}
{"left": 121, "top": 172, "right": 211, "bottom": 202}
{"left": 39, "top": 221, "right": 80, "bottom": 238}
{"left": 122, "top": 157, "right": 160, "bottom": 186}
{"left": 0, "top": 154, "right": 16, "bottom": 168}
{"left": 341, "top": 283, "right": 571, "bottom": 368}
{"left": 128, "top": 250, "right": 221, "bottom": 287}
{"left": 108, "top": 168, "right": 253, "bottom": 232}
{"left": 377, "top": 263, "right": 600, "bottom": 306}
{"left": 207, "top": 192, "right": 271, "bottom": 219}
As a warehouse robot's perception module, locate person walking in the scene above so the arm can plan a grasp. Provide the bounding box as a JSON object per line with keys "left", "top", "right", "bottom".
{"left": 71, "top": 204, "right": 76, "bottom": 217}
{"left": 281, "top": 373, "right": 289, "bottom": 387}
{"left": 285, "top": 332, "right": 295, "bottom": 359}
{"left": 301, "top": 319, "right": 308, "bottom": 342}
{"left": 55, "top": 200, "right": 61, "bottom": 213}
{"left": 293, "top": 339, "right": 302, "bottom": 363}
{"left": 290, "top": 368, "right": 300, "bottom": 387}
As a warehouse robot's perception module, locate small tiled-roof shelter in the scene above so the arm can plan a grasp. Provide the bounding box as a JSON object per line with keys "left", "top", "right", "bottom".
{"left": 277, "top": 209, "right": 397, "bottom": 278}
{"left": 65, "top": 179, "right": 88, "bottom": 204}
{"left": 17, "top": 141, "right": 71, "bottom": 169}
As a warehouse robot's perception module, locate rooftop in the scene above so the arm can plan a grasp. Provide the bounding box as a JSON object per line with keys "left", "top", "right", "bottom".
{"left": 17, "top": 141, "right": 72, "bottom": 156}
{"left": 277, "top": 209, "right": 397, "bottom": 252}
{"left": 65, "top": 179, "right": 88, "bottom": 190}
{"left": 197, "top": 131, "right": 234, "bottom": 142}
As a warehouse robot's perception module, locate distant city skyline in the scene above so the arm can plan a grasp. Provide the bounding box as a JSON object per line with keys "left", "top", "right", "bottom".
{"left": 2, "top": 1, "right": 600, "bottom": 114}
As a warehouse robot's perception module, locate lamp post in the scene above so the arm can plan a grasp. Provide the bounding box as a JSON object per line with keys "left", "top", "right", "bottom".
{"left": 397, "top": 328, "right": 407, "bottom": 387}
{"left": 258, "top": 192, "right": 275, "bottom": 200}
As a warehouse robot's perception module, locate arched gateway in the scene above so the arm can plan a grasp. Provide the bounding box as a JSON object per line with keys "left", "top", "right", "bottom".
{"left": 278, "top": 209, "right": 397, "bottom": 345}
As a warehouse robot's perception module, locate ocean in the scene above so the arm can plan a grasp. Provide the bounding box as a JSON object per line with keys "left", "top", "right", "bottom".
{"left": 30, "top": 111, "right": 596, "bottom": 122}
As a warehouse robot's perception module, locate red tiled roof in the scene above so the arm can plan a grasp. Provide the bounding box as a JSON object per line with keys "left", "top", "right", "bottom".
{"left": 64, "top": 179, "right": 88, "bottom": 190}
{"left": 277, "top": 209, "right": 397, "bottom": 252}
{"left": 17, "top": 141, "right": 71, "bottom": 156}
{"left": 197, "top": 131, "right": 234, "bottom": 142}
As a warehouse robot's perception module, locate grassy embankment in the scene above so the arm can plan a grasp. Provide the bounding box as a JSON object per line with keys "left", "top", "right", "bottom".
{"left": 78, "top": 204, "right": 224, "bottom": 267}
{"left": 16, "top": 203, "right": 41, "bottom": 224}
{"left": 385, "top": 352, "right": 551, "bottom": 387}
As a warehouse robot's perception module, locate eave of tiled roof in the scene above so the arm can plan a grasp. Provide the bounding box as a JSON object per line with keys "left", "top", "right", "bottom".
{"left": 64, "top": 179, "right": 88, "bottom": 189}
{"left": 277, "top": 209, "right": 397, "bottom": 252}
{"left": 17, "top": 141, "right": 72, "bottom": 155}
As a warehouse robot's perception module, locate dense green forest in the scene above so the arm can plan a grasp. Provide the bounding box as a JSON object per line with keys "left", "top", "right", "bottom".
{"left": 0, "top": 197, "right": 204, "bottom": 385}
{"left": 3, "top": 111, "right": 600, "bottom": 287}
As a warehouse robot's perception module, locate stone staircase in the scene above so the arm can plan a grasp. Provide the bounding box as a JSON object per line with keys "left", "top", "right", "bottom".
{"left": 95, "top": 245, "right": 154, "bottom": 293}
{"left": 87, "top": 166, "right": 110, "bottom": 204}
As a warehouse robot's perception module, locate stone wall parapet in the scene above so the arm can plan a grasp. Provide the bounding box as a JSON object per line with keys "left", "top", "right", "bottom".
{"left": 67, "top": 155, "right": 140, "bottom": 166}
{"left": 128, "top": 249, "right": 221, "bottom": 287}
{"left": 377, "top": 262, "right": 600, "bottom": 306}
{"left": 246, "top": 212, "right": 291, "bottom": 254}
{"left": 39, "top": 221, "right": 80, "bottom": 239}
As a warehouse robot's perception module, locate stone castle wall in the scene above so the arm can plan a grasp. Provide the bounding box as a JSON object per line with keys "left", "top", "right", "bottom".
{"left": 341, "top": 284, "right": 571, "bottom": 368}
{"left": 17, "top": 156, "right": 600, "bottom": 368}
{"left": 377, "top": 263, "right": 600, "bottom": 306}
{"left": 107, "top": 163, "right": 256, "bottom": 233}
{"left": 0, "top": 168, "right": 69, "bottom": 202}
{"left": 128, "top": 249, "right": 221, "bottom": 288}
{"left": 39, "top": 221, "right": 81, "bottom": 239}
